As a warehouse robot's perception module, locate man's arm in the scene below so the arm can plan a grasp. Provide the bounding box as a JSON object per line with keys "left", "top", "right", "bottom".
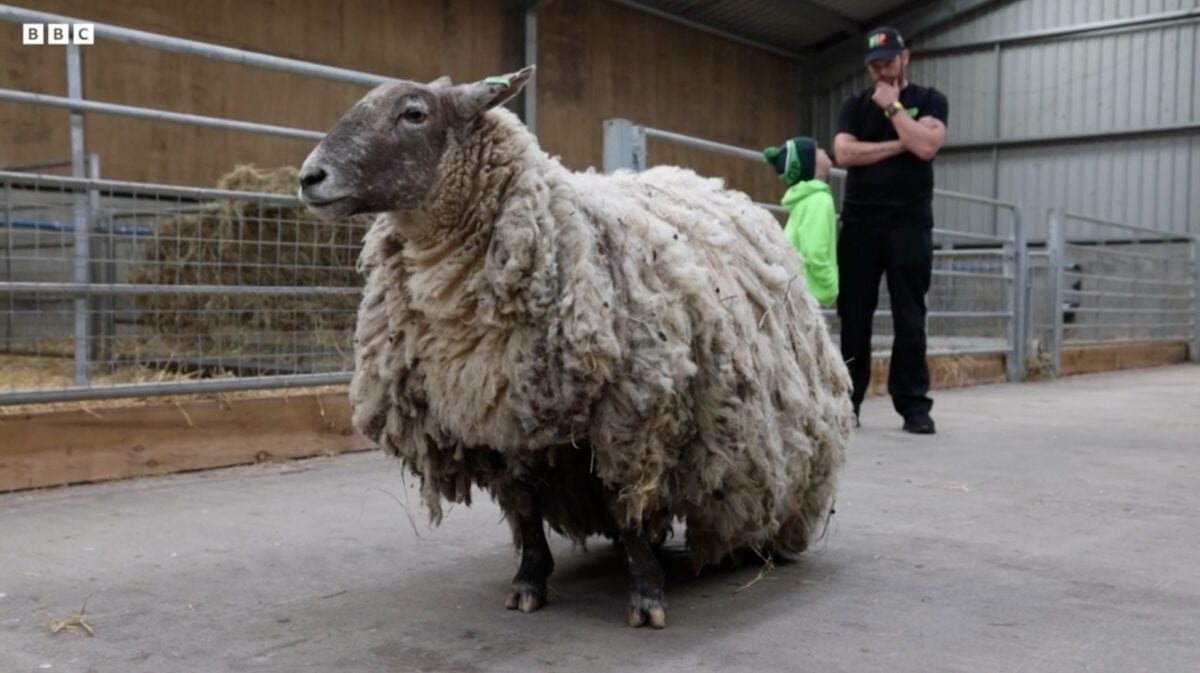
{"left": 890, "top": 114, "right": 946, "bottom": 162}
{"left": 832, "top": 92, "right": 905, "bottom": 168}
{"left": 872, "top": 82, "right": 948, "bottom": 161}
{"left": 833, "top": 132, "right": 905, "bottom": 167}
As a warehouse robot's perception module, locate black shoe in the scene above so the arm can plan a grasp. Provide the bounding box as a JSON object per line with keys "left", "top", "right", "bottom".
{"left": 853, "top": 405, "right": 861, "bottom": 428}
{"left": 902, "top": 413, "right": 936, "bottom": 435}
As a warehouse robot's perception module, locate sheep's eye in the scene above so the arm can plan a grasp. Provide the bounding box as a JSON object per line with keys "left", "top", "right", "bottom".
{"left": 399, "top": 107, "right": 427, "bottom": 124}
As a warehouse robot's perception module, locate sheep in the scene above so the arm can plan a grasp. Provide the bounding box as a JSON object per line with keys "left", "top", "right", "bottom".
{"left": 297, "top": 66, "right": 854, "bottom": 629}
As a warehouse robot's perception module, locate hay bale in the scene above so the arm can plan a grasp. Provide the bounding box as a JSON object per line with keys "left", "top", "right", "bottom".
{"left": 130, "top": 166, "right": 371, "bottom": 364}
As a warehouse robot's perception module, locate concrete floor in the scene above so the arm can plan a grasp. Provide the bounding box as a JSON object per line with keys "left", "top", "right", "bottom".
{"left": 2, "top": 366, "right": 1198, "bottom": 673}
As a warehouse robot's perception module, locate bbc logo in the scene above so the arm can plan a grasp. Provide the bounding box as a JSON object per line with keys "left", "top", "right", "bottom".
{"left": 22, "top": 23, "right": 95, "bottom": 45}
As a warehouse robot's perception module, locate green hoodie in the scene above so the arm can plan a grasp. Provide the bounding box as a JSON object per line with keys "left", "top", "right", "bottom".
{"left": 780, "top": 179, "right": 838, "bottom": 307}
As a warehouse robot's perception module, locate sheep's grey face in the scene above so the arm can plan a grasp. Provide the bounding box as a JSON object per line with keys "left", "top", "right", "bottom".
{"left": 298, "top": 81, "right": 450, "bottom": 219}
{"left": 298, "top": 67, "right": 533, "bottom": 220}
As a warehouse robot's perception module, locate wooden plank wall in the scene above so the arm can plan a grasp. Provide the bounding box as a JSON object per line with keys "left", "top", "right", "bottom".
{"left": 537, "top": 0, "right": 799, "bottom": 205}
{"left": 0, "top": 0, "right": 511, "bottom": 186}
{"left": 2, "top": 0, "right": 803, "bottom": 205}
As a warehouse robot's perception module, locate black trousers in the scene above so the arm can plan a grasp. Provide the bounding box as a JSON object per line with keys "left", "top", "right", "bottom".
{"left": 837, "top": 212, "right": 934, "bottom": 418}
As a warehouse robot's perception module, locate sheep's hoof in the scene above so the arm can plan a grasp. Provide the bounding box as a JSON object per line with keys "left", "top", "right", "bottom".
{"left": 505, "top": 581, "right": 547, "bottom": 613}
{"left": 627, "top": 597, "right": 668, "bottom": 629}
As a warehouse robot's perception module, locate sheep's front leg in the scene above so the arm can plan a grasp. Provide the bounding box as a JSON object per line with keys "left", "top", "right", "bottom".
{"left": 623, "top": 528, "right": 667, "bottom": 628}
{"left": 505, "top": 495, "right": 554, "bottom": 613}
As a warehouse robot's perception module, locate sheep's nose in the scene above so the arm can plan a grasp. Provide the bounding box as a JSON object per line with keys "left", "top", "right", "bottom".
{"left": 299, "top": 166, "right": 328, "bottom": 188}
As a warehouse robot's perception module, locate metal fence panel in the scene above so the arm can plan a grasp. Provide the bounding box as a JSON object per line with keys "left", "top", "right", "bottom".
{"left": 0, "top": 171, "right": 364, "bottom": 404}
{"left": 1045, "top": 207, "right": 1197, "bottom": 374}
{"left": 602, "top": 119, "right": 1028, "bottom": 379}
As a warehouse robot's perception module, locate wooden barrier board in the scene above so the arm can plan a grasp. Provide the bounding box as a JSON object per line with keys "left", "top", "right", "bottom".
{"left": 866, "top": 352, "right": 1008, "bottom": 398}
{"left": 1059, "top": 341, "right": 1189, "bottom": 376}
{"left": 0, "top": 391, "right": 368, "bottom": 493}
{"left": 1, "top": 340, "right": 1189, "bottom": 493}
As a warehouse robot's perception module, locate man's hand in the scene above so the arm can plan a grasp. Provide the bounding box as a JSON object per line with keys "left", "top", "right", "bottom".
{"left": 871, "top": 81, "right": 900, "bottom": 109}
{"left": 917, "top": 116, "right": 941, "bottom": 130}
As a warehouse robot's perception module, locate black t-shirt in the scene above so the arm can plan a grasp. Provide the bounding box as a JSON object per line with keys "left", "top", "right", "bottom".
{"left": 835, "top": 83, "right": 949, "bottom": 215}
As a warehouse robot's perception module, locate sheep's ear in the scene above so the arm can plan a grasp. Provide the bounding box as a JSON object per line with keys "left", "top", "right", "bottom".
{"left": 429, "top": 75, "right": 452, "bottom": 88}
{"left": 451, "top": 66, "right": 534, "bottom": 119}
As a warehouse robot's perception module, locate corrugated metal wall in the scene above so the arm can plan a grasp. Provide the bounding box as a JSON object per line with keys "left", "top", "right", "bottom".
{"left": 812, "top": 0, "right": 1200, "bottom": 241}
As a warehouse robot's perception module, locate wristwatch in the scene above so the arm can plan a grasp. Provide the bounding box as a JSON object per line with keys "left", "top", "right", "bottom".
{"left": 882, "top": 100, "right": 904, "bottom": 119}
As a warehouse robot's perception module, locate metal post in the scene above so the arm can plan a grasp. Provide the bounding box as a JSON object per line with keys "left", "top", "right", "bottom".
{"left": 523, "top": 5, "right": 537, "bottom": 135}
{"left": 67, "top": 43, "right": 90, "bottom": 387}
{"left": 1024, "top": 258, "right": 1034, "bottom": 372}
{"left": 86, "top": 153, "right": 112, "bottom": 366}
{"left": 3, "top": 179, "right": 11, "bottom": 346}
{"left": 1007, "top": 205, "right": 1027, "bottom": 381}
{"left": 1048, "top": 208, "right": 1065, "bottom": 377}
{"left": 991, "top": 42, "right": 1002, "bottom": 237}
{"left": 602, "top": 119, "right": 646, "bottom": 174}
{"left": 1191, "top": 236, "right": 1199, "bottom": 362}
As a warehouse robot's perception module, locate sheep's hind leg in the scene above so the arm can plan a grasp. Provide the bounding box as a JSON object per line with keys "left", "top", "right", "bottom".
{"left": 505, "top": 496, "right": 554, "bottom": 613}
{"left": 623, "top": 528, "right": 667, "bottom": 629}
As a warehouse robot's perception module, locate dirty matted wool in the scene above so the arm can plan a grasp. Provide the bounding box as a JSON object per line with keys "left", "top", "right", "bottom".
{"left": 351, "top": 109, "right": 853, "bottom": 566}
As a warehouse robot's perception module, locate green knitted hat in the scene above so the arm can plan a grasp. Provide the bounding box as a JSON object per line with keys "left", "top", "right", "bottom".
{"left": 762, "top": 137, "right": 817, "bottom": 186}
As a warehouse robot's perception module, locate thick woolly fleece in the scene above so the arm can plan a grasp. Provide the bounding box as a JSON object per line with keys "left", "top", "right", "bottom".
{"left": 349, "top": 108, "right": 854, "bottom": 566}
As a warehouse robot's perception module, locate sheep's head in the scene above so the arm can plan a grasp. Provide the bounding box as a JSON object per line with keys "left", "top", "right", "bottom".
{"left": 298, "top": 67, "right": 533, "bottom": 220}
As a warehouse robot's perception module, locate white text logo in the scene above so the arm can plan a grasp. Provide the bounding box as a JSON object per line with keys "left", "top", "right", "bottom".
{"left": 22, "top": 23, "right": 94, "bottom": 45}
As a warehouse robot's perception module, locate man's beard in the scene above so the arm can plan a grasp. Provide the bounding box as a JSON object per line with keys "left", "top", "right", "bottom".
{"left": 883, "top": 68, "right": 906, "bottom": 87}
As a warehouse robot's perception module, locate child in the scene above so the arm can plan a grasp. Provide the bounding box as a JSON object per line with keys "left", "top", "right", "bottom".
{"left": 762, "top": 137, "right": 838, "bottom": 308}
